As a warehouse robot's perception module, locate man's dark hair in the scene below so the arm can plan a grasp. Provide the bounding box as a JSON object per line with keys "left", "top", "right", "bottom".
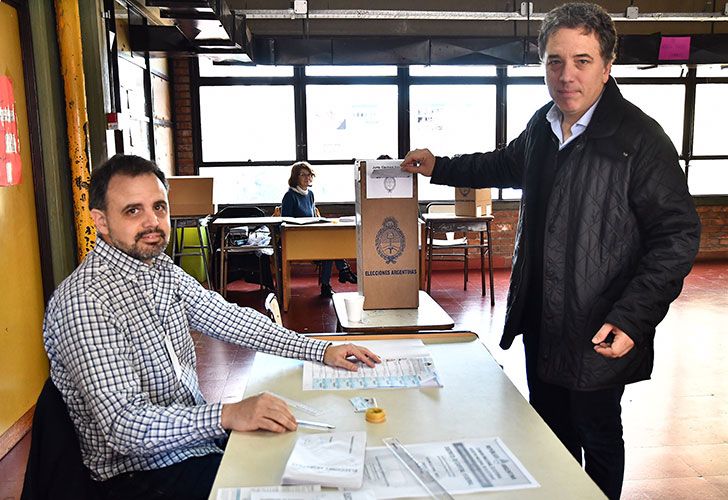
{"left": 538, "top": 3, "right": 617, "bottom": 63}
{"left": 89, "top": 154, "right": 169, "bottom": 210}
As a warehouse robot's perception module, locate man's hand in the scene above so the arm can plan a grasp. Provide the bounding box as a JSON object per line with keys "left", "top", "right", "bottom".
{"left": 592, "top": 323, "right": 635, "bottom": 358}
{"left": 220, "top": 392, "right": 297, "bottom": 433}
{"left": 323, "top": 343, "right": 381, "bottom": 371}
{"left": 401, "top": 149, "right": 436, "bottom": 176}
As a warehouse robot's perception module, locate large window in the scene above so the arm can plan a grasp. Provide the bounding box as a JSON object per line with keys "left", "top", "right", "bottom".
{"left": 201, "top": 165, "right": 290, "bottom": 205}
{"left": 693, "top": 84, "right": 728, "bottom": 156}
{"left": 199, "top": 85, "right": 296, "bottom": 162}
{"left": 306, "top": 85, "right": 398, "bottom": 160}
{"left": 503, "top": 84, "right": 550, "bottom": 200}
{"left": 410, "top": 84, "right": 496, "bottom": 201}
{"left": 195, "top": 60, "right": 728, "bottom": 203}
{"left": 619, "top": 85, "right": 684, "bottom": 152}
{"left": 687, "top": 160, "right": 728, "bottom": 195}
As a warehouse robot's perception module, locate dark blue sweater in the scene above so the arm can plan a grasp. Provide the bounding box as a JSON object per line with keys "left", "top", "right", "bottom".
{"left": 281, "top": 188, "right": 316, "bottom": 217}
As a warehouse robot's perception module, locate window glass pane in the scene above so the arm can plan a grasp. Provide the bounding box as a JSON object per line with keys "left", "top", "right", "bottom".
{"left": 504, "top": 84, "right": 551, "bottom": 201}
{"left": 506, "top": 84, "right": 551, "bottom": 141}
{"left": 410, "top": 65, "right": 496, "bottom": 77}
{"left": 200, "top": 164, "right": 357, "bottom": 204}
{"left": 619, "top": 84, "right": 684, "bottom": 152}
{"left": 117, "top": 57, "right": 150, "bottom": 158}
{"left": 306, "top": 85, "right": 398, "bottom": 160}
{"left": 611, "top": 65, "right": 686, "bottom": 78}
{"left": 694, "top": 84, "right": 728, "bottom": 155}
{"left": 201, "top": 166, "right": 289, "bottom": 205}
{"left": 305, "top": 164, "right": 357, "bottom": 203}
{"left": 410, "top": 85, "right": 496, "bottom": 154}
{"left": 198, "top": 57, "right": 293, "bottom": 77}
{"left": 305, "top": 66, "right": 396, "bottom": 76}
{"left": 508, "top": 65, "right": 544, "bottom": 77}
{"left": 696, "top": 65, "right": 728, "bottom": 77}
{"left": 199, "top": 86, "right": 295, "bottom": 162}
{"left": 419, "top": 180, "right": 462, "bottom": 202}
{"left": 410, "top": 85, "right": 496, "bottom": 201}
{"left": 687, "top": 160, "right": 728, "bottom": 195}
{"left": 500, "top": 188, "right": 522, "bottom": 200}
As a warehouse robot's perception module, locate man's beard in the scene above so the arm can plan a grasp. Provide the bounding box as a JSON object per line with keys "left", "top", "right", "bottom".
{"left": 109, "top": 228, "right": 169, "bottom": 262}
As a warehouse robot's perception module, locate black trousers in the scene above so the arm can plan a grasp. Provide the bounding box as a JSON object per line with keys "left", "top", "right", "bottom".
{"left": 523, "top": 331, "right": 625, "bottom": 500}
{"left": 97, "top": 454, "right": 222, "bottom": 500}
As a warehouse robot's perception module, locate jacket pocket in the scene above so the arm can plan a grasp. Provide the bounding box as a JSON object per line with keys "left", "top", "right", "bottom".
{"left": 578, "top": 297, "right": 652, "bottom": 389}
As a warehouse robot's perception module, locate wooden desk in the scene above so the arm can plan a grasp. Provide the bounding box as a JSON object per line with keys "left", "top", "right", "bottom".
{"left": 280, "top": 221, "right": 357, "bottom": 311}
{"left": 209, "top": 333, "right": 604, "bottom": 499}
{"left": 210, "top": 217, "right": 284, "bottom": 301}
{"left": 332, "top": 290, "right": 454, "bottom": 332}
{"left": 422, "top": 213, "right": 495, "bottom": 306}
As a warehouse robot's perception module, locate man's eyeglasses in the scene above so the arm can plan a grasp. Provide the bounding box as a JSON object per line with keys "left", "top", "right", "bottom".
{"left": 299, "top": 173, "right": 314, "bottom": 178}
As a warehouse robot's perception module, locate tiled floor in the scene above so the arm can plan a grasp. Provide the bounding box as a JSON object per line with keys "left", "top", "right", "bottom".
{"left": 1, "top": 262, "right": 726, "bottom": 499}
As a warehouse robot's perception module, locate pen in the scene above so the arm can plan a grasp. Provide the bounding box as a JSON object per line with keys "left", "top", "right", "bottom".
{"left": 296, "top": 419, "right": 336, "bottom": 430}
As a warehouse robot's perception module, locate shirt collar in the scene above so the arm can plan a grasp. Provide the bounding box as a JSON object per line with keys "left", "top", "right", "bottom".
{"left": 94, "top": 238, "right": 173, "bottom": 277}
{"left": 546, "top": 90, "right": 604, "bottom": 149}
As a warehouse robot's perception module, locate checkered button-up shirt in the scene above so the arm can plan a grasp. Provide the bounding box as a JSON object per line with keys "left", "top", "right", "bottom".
{"left": 43, "top": 239, "right": 328, "bottom": 481}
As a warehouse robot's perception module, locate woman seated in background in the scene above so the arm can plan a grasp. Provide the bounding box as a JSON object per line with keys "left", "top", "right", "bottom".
{"left": 281, "top": 161, "right": 357, "bottom": 298}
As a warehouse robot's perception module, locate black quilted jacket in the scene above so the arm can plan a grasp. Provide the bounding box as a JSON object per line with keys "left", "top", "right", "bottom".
{"left": 431, "top": 78, "right": 700, "bottom": 390}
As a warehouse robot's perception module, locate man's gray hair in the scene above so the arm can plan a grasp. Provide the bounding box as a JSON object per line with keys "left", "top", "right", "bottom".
{"left": 538, "top": 3, "right": 617, "bottom": 63}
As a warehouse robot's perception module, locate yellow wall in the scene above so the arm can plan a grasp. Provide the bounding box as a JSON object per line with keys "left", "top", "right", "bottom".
{"left": 0, "top": 2, "right": 49, "bottom": 434}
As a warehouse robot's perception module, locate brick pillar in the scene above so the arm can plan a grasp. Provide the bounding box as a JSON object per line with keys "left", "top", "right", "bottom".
{"left": 172, "top": 58, "right": 195, "bottom": 175}
{"left": 697, "top": 205, "right": 728, "bottom": 260}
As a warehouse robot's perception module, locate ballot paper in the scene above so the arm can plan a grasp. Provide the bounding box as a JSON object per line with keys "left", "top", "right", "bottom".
{"left": 361, "top": 437, "right": 539, "bottom": 498}
{"left": 303, "top": 340, "right": 441, "bottom": 391}
{"left": 281, "top": 431, "right": 367, "bottom": 489}
{"left": 365, "top": 159, "right": 413, "bottom": 199}
{"left": 216, "top": 485, "right": 320, "bottom": 500}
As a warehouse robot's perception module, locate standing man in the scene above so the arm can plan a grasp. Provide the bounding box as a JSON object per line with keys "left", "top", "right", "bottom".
{"left": 43, "top": 154, "right": 380, "bottom": 499}
{"left": 401, "top": 3, "right": 700, "bottom": 499}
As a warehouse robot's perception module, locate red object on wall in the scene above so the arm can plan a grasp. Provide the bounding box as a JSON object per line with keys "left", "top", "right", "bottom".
{"left": 0, "top": 75, "right": 22, "bottom": 187}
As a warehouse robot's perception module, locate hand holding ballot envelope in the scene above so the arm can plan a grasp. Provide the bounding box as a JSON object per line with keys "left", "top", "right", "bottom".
{"left": 221, "top": 344, "right": 380, "bottom": 433}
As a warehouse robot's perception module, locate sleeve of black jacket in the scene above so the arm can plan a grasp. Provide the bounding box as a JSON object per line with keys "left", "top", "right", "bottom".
{"left": 604, "top": 129, "right": 701, "bottom": 345}
{"left": 430, "top": 130, "right": 527, "bottom": 190}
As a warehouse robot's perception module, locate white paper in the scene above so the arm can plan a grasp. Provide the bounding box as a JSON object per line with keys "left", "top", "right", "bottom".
{"left": 303, "top": 340, "right": 441, "bottom": 391}
{"left": 250, "top": 491, "right": 376, "bottom": 500}
{"left": 365, "top": 159, "right": 413, "bottom": 199}
{"left": 282, "top": 217, "right": 330, "bottom": 225}
{"left": 217, "top": 485, "right": 320, "bottom": 500}
{"left": 362, "top": 437, "right": 540, "bottom": 498}
{"left": 282, "top": 431, "right": 367, "bottom": 489}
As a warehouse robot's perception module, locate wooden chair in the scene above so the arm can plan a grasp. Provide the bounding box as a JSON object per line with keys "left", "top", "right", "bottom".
{"left": 274, "top": 205, "right": 320, "bottom": 217}
{"left": 425, "top": 203, "right": 470, "bottom": 290}
{"left": 264, "top": 292, "right": 283, "bottom": 326}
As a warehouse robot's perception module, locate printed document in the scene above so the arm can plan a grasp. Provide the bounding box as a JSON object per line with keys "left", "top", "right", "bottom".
{"left": 365, "top": 159, "right": 413, "bottom": 199}
{"left": 303, "top": 340, "right": 441, "bottom": 391}
{"left": 281, "top": 431, "right": 367, "bottom": 489}
{"left": 217, "top": 485, "right": 320, "bottom": 500}
{"left": 250, "top": 491, "right": 376, "bottom": 500}
{"left": 362, "top": 437, "right": 539, "bottom": 498}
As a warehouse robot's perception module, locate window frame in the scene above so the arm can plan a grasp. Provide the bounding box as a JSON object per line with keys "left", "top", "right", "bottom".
{"left": 193, "top": 61, "right": 728, "bottom": 202}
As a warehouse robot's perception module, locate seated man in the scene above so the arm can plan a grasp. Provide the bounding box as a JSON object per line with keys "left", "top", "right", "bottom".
{"left": 42, "top": 154, "right": 380, "bottom": 499}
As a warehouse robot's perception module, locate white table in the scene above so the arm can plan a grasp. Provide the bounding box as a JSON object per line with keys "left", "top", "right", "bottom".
{"left": 332, "top": 290, "right": 454, "bottom": 332}
{"left": 209, "top": 333, "right": 605, "bottom": 499}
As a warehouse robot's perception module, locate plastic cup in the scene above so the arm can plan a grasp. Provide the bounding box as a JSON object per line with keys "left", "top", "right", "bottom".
{"left": 344, "top": 295, "right": 365, "bottom": 323}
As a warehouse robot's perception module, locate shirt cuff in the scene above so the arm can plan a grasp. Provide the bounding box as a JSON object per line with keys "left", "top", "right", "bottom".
{"left": 207, "top": 402, "right": 228, "bottom": 435}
